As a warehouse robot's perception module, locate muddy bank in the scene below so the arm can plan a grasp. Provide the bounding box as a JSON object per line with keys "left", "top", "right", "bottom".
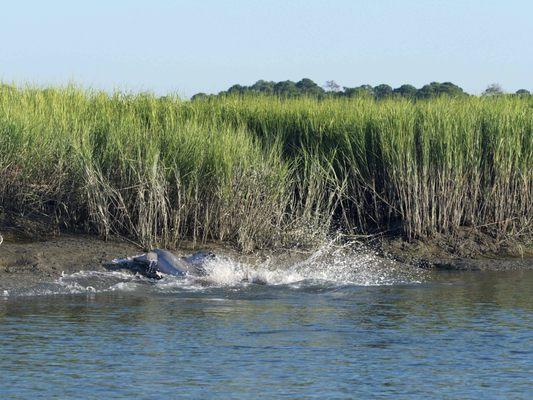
{"left": 0, "top": 229, "right": 244, "bottom": 292}
{"left": 378, "top": 229, "right": 533, "bottom": 271}
{"left": 0, "top": 232, "right": 139, "bottom": 291}
{"left": 1, "top": 227, "right": 532, "bottom": 292}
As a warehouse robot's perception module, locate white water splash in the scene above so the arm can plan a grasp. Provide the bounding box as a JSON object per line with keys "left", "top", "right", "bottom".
{"left": 56, "top": 270, "right": 147, "bottom": 293}
{"left": 192, "top": 240, "right": 425, "bottom": 288}
{"left": 154, "top": 238, "right": 426, "bottom": 290}
{"left": 5, "top": 270, "right": 149, "bottom": 297}
{"left": 6, "top": 241, "right": 426, "bottom": 297}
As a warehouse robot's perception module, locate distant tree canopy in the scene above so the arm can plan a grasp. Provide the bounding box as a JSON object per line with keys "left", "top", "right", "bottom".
{"left": 192, "top": 79, "right": 529, "bottom": 101}
{"left": 274, "top": 80, "right": 300, "bottom": 97}
{"left": 251, "top": 80, "right": 275, "bottom": 94}
{"left": 416, "top": 82, "right": 466, "bottom": 99}
{"left": 343, "top": 85, "right": 373, "bottom": 98}
{"left": 393, "top": 84, "right": 417, "bottom": 99}
{"left": 190, "top": 92, "right": 209, "bottom": 101}
{"left": 482, "top": 83, "right": 505, "bottom": 97}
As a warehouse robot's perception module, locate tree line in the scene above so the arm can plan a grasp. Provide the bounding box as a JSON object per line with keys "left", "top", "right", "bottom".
{"left": 192, "top": 79, "right": 531, "bottom": 100}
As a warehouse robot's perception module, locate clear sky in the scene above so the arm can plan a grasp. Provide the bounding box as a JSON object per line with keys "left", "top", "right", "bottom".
{"left": 1, "top": 0, "right": 532, "bottom": 97}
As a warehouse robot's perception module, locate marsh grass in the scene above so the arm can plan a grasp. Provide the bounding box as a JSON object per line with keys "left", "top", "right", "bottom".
{"left": 0, "top": 85, "right": 531, "bottom": 250}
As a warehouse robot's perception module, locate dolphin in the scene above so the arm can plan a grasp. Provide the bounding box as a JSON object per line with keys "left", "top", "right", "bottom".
{"left": 106, "top": 249, "right": 215, "bottom": 279}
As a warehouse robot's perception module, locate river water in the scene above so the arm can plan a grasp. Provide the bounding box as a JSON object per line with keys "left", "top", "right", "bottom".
{"left": 1, "top": 246, "right": 531, "bottom": 399}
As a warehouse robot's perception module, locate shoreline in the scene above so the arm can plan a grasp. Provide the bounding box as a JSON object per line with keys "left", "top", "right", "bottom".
{"left": 1, "top": 227, "right": 532, "bottom": 293}
{"left": 376, "top": 231, "right": 533, "bottom": 272}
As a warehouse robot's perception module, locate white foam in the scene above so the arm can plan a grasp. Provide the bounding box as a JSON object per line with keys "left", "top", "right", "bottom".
{"left": 160, "top": 239, "right": 426, "bottom": 288}
{"left": 109, "top": 281, "right": 139, "bottom": 292}
{"left": 8, "top": 240, "right": 426, "bottom": 297}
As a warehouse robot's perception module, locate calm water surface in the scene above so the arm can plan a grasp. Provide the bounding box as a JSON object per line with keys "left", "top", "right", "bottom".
{"left": 1, "top": 253, "right": 532, "bottom": 399}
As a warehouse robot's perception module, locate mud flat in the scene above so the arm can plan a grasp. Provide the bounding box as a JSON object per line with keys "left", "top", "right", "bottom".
{"left": 0, "top": 232, "right": 141, "bottom": 291}
{"left": 378, "top": 229, "right": 533, "bottom": 271}
{"left": 0, "top": 229, "right": 241, "bottom": 292}
{"left": 1, "top": 227, "right": 532, "bottom": 292}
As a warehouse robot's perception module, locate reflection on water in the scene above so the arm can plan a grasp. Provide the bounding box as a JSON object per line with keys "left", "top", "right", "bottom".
{"left": 1, "top": 268, "right": 532, "bottom": 399}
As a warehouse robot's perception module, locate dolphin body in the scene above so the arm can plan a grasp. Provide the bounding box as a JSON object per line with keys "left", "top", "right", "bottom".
{"left": 106, "top": 249, "right": 215, "bottom": 279}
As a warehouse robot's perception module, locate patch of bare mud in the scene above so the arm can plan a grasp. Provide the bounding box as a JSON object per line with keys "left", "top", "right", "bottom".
{"left": 0, "top": 233, "right": 141, "bottom": 291}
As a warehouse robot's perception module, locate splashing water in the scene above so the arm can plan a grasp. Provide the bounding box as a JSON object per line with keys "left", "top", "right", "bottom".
{"left": 3, "top": 270, "right": 149, "bottom": 298}
{"left": 3, "top": 240, "right": 426, "bottom": 297}
{"left": 195, "top": 239, "right": 425, "bottom": 287}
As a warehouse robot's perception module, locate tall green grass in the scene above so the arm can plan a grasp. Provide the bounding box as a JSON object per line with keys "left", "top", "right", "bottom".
{"left": 0, "top": 84, "right": 531, "bottom": 250}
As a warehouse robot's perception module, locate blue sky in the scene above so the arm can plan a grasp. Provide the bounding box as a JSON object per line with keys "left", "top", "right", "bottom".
{"left": 1, "top": 0, "right": 531, "bottom": 97}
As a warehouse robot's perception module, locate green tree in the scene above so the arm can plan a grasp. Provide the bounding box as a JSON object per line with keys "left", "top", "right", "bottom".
{"left": 274, "top": 80, "right": 299, "bottom": 97}
{"left": 226, "top": 84, "right": 248, "bottom": 95}
{"left": 191, "top": 92, "right": 209, "bottom": 101}
{"left": 515, "top": 89, "right": 530, "bottom": 96}
{"left": 373, "top": 84, "right": 393, "bottom": 100}
{"left": 250, "top": 80, "right": 275, "bottom": 94}
{"left": 438, "top": 82, "right": 466, "bottom": 97}
{"left": 393, "top": 84, "right": 417, "bottom": 99}
{"left": 417, "top": 82, "right": 440, "bottom": 98}
{"left": 295, "top": 78, "right": 325, "bottom": 97}
{"left": 343, "top": 85, "right": 374, "bottom": 98}
{"left": 416, "top": 82, "right": 465, "bottom": 99}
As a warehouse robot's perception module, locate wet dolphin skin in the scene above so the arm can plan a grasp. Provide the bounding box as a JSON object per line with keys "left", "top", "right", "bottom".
{"left": 106, "top": 249, "right": 214, "bottom": 279}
